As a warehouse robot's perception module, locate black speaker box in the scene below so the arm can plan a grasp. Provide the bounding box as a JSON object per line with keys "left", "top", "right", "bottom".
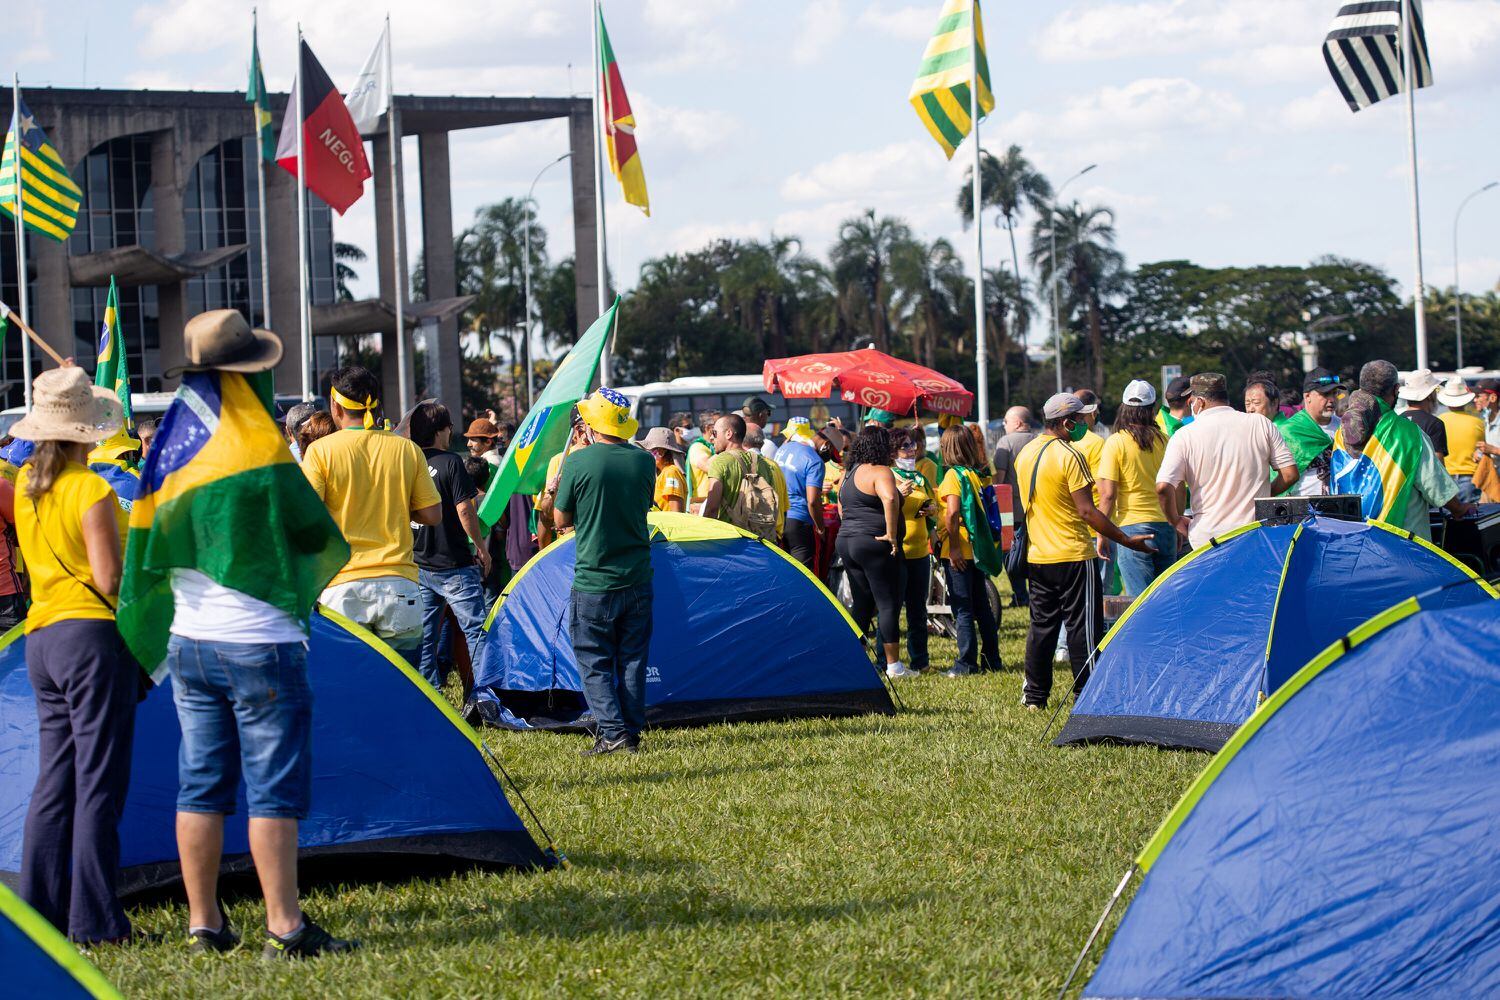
{"left": 1254, "top": 494, "right": 1364, "bottom": 526}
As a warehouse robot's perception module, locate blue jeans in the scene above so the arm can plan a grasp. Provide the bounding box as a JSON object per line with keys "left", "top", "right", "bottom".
{"left": 944, "top": 563, "right": 1000, "bottom": 672}
{"left": 168, "top": 637, "right": 312, "bottom": 819}
{"left": 418, "top": 566, "right": 490, "bottom": 691}
{"left": 569, "top": 583, "right": 654, "bottom": 742}
{"left": 1453, "top": 475, "right": 1481, "bottom": 505}
{"left": 1113, "top": 521, "right": 1177, "bottom": 597}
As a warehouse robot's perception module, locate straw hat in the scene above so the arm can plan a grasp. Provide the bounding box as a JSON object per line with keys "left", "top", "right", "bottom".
{"left": 577, "top": 387, "right": 639, "bottom": 439}
{"left": 640, "top": 426, "right": 684, "bottom": 454}
{"left": 1397, "top": 368, "right": 1442, "bottom": 402}
{"left": 1436, "top": 376, "right": 1475, "bottom": 409}
{"left": 165, "top": 309, "right": 282, "bottom": 377}
{"left": 11, "top": 367, "right": 123, "bottom": 444}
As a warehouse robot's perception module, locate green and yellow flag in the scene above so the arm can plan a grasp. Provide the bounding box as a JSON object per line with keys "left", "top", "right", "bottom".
{"left": 95, "top": 278, "right": 133, "bottom": 431}
{"left": 246, "top": 19, "right": 275, "bottom": 162}
{"left": 1362, "top": 401, "right": 1426, "bottom": 528}
{"left": 0, "top": 92, "right": 82, "bottom": 242}
{"left": 909, "top": 0, "right": 994, "bottom": 159}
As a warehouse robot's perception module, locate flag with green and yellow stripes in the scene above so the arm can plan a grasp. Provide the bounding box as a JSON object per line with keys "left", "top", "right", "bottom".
{"left": 0, "top": 92, "right": 81, "bottom": 242}
{"left": 246, "top": 20, "right": 275, "bottom": 162}
{"left": 909, "top": 0, "right": 994, "bottom": 159}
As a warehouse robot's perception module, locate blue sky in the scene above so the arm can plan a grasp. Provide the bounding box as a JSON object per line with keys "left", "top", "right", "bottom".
{"left": 6, "top": 0, "right": 1500, "bottom": 355}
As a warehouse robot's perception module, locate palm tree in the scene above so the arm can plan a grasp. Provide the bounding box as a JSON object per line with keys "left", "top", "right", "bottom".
{"left": 1030, "top": 203, "right": 1124, "bottom": 391}
{"left": 984, "top": 266, "right": 1035, "bottom": 404}
{"left": 334, "top": 241, "right": 367, "bottom": 302}
{"left": 454, "top": 198, "right": 546, "bottom": 406}
{"left": 957, "top": 144, "right": 1052, "bottom": 285}
{"left": 717, "top": 235, "right": 819, "bottom": 359}
{"left": 892, "top": 237, "right": 966, "bottom": 369}
{"left": 830, "top": 210, "right": 913, "bottom": 353}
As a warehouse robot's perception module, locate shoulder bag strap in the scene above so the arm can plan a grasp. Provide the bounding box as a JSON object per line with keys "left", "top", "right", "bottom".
{"left": 29, "top": 497, "right": 116, "bottom": 615}
{"left": 1026, "top": 439, "right": 1059, "bottom": 508}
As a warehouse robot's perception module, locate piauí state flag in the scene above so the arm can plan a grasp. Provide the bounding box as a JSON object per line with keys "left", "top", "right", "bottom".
{"left": 909, "top": 0, "right": 994, "bottom": 159}
{"left": 477, "top": 298, "right": 621, "bottom": 528}
{"left": 95, "top": 277, "right": 133, "bottom": 431}
{"left": 598, "top": 7, "right": 649, "bottom": 216}
{"left": 117, "top": 371, "right": 350, "bottom": 674}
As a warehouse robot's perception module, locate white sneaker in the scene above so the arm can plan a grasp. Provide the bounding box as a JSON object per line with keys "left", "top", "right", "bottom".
{"left": 943, "top": 663, "right": 973, "bottom": 678}
{"left": 885, "top": 661, "right": 919, "bottom": 679}
{"left": 1054, "top": 646, "right": 1070, "bottom": 663}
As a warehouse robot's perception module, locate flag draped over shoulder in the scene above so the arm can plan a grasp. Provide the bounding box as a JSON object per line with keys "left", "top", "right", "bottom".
{"left": 955, "top": 466, "right": 1002, "bottom": 578}
{"left": 117, "top": 371, "right": 351, "bottom": 674}
{"left": 909, "top": 0, "right": 994, "bottom": 159}
{"left": 95, "top": 277, "right": 133, "bottom": 431}
{"left": 246, "top": 22, "right": 276, "bottom": 162}
{"left": 1362, "top": 402, "right": 1425, "bottom": 526}
{"left": 1323, "top": 0, "right": 1431, "bottom": 113}
{"left": 0, "top": 93, "right": 82, "bottom": 242}
{"left": 597, "top": 7, "right": 649, "bottom": 216}
{"left": 477, "top": 299, "right": 620, "bottom": 528}
{"left": 274, "top": 39, "right": 372, "bottom": 214}
{"left": 1278, "top": 409, "right": 1332, "bottom": 475}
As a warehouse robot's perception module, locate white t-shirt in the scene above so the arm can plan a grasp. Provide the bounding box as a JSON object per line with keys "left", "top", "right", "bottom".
{"left": 170, "top": 568, "right": 308, "bottom": 644}
{"left": 1294, "top": 413, "right": 1341, "bottom": 497}
{"left": 1157, "top": 405, "right": 1295, "bottom": 549}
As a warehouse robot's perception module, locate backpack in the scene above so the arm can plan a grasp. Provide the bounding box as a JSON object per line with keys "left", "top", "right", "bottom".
{"left": 727, "top": 451, "right": 779, "bottom": 542}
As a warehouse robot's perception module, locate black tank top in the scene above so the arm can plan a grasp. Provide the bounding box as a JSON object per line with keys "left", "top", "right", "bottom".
{"left": 842, "top": 464, "right": 905, "bottom": 544}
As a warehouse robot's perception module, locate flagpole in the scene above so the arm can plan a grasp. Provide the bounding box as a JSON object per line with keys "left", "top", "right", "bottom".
{"left": 386, "top": 15, "right": 410, "bottom": 413}
{"left": 969, "top": 1, "right": 988, "bottom": 430}
{"left": 591, "top": 0, "right": 612, "bottom": 386}
{"left": 295, "top": 26, "right": 312, "bottom": 400}
{"left": 253, "top": 9, "right": 271, "bottom": 331}
{"left": 1400, "top": 0, "right": 1429, "bottom": 371}
{"left": 12, "top": 75, "right": 33, "bottom": 409}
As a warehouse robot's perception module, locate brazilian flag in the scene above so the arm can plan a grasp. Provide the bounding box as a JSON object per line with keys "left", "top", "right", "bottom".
{"left": 246, "top": 20, "right": 275, "bottom": 162}
{"left": 95, "top": 278, "right": 133, "bottom": 431}
{"left": 117, "top": 371, "right": 350, "bottom": 675}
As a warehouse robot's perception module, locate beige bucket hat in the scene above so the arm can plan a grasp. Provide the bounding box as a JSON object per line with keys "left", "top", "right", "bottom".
{"left": 165, "top": 309, "right": 283, "bottom": 377}
{"left": 10, "top": 367, "right": 124, "bottom": 444}
{"left": 1397, "top": 368, "right": 1442, "bottom": 402}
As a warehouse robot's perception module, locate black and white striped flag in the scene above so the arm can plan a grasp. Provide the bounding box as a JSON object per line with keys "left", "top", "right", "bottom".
{"left": 1323, "top": 0, "right": 1432, "bottom": 112}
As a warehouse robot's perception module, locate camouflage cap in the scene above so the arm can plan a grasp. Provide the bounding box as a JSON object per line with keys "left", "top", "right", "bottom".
{"left": 1189, "top": 373, "right": 1227, "bottom": 397}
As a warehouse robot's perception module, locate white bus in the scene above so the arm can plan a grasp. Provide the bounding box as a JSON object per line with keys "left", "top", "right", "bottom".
{"left": 616, "top": 374, "right": 862, "bottom": 439}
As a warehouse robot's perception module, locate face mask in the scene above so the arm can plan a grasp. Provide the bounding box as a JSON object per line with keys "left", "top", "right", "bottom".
{"left": 1067, "top": 421, "right": 1087, "bottom": 442}
{"left": 896, "top": 457, "right": 917, "bottom": 471}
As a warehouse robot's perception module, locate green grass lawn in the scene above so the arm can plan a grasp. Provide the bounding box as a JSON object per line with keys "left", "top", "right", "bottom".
{"left": 92, "top": 604, "right": 1207, "bottom": 998}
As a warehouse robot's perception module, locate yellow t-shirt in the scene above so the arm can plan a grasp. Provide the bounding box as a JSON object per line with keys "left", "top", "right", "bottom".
{"left": 17, "top": 463, "right": 120, "bottom": 632}
{"left": 1098, "top": 430, "right": 1167, "bottom": 527}
{"left": 916, "top": 456, "right": 939, "bottom": 487}
{"left": 654, "top": 463, "right": 687, "bottom": 511}
{"left": 1014, "top": 435, "right": 1095, "bottom": 565}
{"left": 936, "top": 467, "right": 986, "bottom": 560}
{"left": 301, "top": 428, "right": 441, "bottom": 586}
{"left": 1439, "top": 410, "right": 1485, "bottom": 477}
{"left": 688, "top": 441, "right": 715, "bottom": 499}
{"left": 895, "top": 470, "right": 933, "bottom": 560}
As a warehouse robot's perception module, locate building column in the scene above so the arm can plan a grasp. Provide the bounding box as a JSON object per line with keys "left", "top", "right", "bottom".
{"left": 264, "top": 165, "right": 305, "bottom": 398}
{"left": 418, "top": 132, "right": 461, "bottom": 414}
{"left": 32, "top": 239, "right": 73, "bottom": 365}
{"left": 568, "top": 110, "right": 601, "bottom": 339}
{"left": 372, "top": 130, "right": 413, "bottom": 412}
{"left": 151, "top": 130, "right": 189, "bottom": 384}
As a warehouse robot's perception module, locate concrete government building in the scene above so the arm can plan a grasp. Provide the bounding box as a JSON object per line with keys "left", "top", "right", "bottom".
{"left": 0, "top": 87, "right": 605, "bottom": 413}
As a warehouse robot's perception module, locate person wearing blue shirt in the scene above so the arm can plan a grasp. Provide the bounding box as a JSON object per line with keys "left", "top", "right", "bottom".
{"left": 775, "top": 417, "right": 826, "bottom": 570}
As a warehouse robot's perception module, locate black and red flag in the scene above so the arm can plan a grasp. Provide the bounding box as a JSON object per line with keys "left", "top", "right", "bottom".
{"left": 275, "top": 39, "right": 371, "bottom": 214}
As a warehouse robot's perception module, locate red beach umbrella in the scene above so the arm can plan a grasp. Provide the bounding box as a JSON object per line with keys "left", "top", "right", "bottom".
{"left": 762, "top": 349, "right": 973, "bottom": 418}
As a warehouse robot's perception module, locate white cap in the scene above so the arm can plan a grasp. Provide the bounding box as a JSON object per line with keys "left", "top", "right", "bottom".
{"left": 1122, "top": 379, "right": 1157, "bottom": 407}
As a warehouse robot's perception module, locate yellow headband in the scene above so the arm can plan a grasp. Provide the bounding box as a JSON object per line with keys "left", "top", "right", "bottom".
{"left": 331, "top": 387, "right": 379, "bottom": 429}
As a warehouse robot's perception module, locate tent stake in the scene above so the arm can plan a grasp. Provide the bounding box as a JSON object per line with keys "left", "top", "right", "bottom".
{"left": 1058, "top": 865, "right": 1135, "bottom": 1000}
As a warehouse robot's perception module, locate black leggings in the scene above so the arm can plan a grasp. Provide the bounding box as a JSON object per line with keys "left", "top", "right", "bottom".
{"left": 839, "top": 533, "right": 903, "bottom": 648}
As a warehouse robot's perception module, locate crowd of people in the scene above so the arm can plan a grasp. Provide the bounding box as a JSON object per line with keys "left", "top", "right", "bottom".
{"left": 3, "top": 303, "right": 1497, "bottom": 956}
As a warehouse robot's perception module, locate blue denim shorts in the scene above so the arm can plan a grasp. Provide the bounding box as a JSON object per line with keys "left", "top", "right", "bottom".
{"left": 167, "top": 636, "right": 313, "bottom": 819}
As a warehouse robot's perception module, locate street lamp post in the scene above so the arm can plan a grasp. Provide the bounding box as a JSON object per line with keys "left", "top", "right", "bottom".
{"left": 523, "top": 152, "right": 572, "bottom": 410}
{"left": 1049, "top": 163, "right": 1097, "bottom": 394}
{"left": 1452, "top": 181, "right": 1498, "bottom": 371}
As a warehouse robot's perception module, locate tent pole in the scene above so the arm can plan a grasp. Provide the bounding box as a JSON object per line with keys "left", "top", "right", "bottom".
{"left": 1058, "top": 866, "right": 1136, "bottom": 1000}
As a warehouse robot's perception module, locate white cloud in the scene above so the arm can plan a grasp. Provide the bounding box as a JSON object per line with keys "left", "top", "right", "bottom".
{"left": 793, "top": 1, "right": 847, "bottom": 66}
{"left": 780, "top": 139, "right": 959, "bottom": 202}
{"left": 1003, "top": 78, "right": 1243, "bottom": 159}
{"left": 858, "top": 4, "right": 934, "bottom": 40}
{"left": 1035, "top": 0, "right": 1320, "bottom": 63}
{"left": 1201, "top": 44, "right": 1321, "bottom": 86}
{"left": 630, "top": 94, "right": 740, "bottom": 157}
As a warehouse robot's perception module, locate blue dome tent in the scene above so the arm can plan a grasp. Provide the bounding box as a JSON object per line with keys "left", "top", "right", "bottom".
{"left": 0, "top": 880, "right": 119, "bottom": 998}
{"left": 0, "top": 609, "right": 550, "bottom": 897}
{"left": 472, "top": 513, "right": 894, "bottom": 729}
{"left": 1055, "top": 516, "right": 1495, "bottom": 751}
{"left": 1068, "top": 591, "right": 1500, "bottom": 999}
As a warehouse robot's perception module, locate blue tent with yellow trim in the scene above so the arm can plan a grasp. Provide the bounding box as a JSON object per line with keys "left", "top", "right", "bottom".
{"left": 0, "top": 609, "right": 549, "bottom": 896}
{"left": 0, "top": 880, "right": 119, "bottom": 998}
{"left": 1056, "top": 516, "right": 1496, "bottom": 751}
{"left": 1074, "top": 590, "right": 1500, "bottom": 998}
{"left": 471, "top": 513, "right": 893, "bottom": 729}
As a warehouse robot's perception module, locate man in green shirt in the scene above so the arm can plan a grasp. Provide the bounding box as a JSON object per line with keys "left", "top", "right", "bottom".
{"left": 553, "top": 388, "right": 656, "bottom": 756}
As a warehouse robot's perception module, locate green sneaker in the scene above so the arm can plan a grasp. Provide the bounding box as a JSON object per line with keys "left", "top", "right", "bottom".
{"left": 262, "top": 917, "right": 361, "bottom": 960}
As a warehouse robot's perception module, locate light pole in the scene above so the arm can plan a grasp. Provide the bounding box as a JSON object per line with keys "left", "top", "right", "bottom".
{"left": 523, "top": 152, "right": 571, "bottom": 409}
{"left": 1049, "top": 163, "right": 1096, "bottom": 393}
{"left": 1452, "top": 181, "right": 1497, "bottom": 371}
